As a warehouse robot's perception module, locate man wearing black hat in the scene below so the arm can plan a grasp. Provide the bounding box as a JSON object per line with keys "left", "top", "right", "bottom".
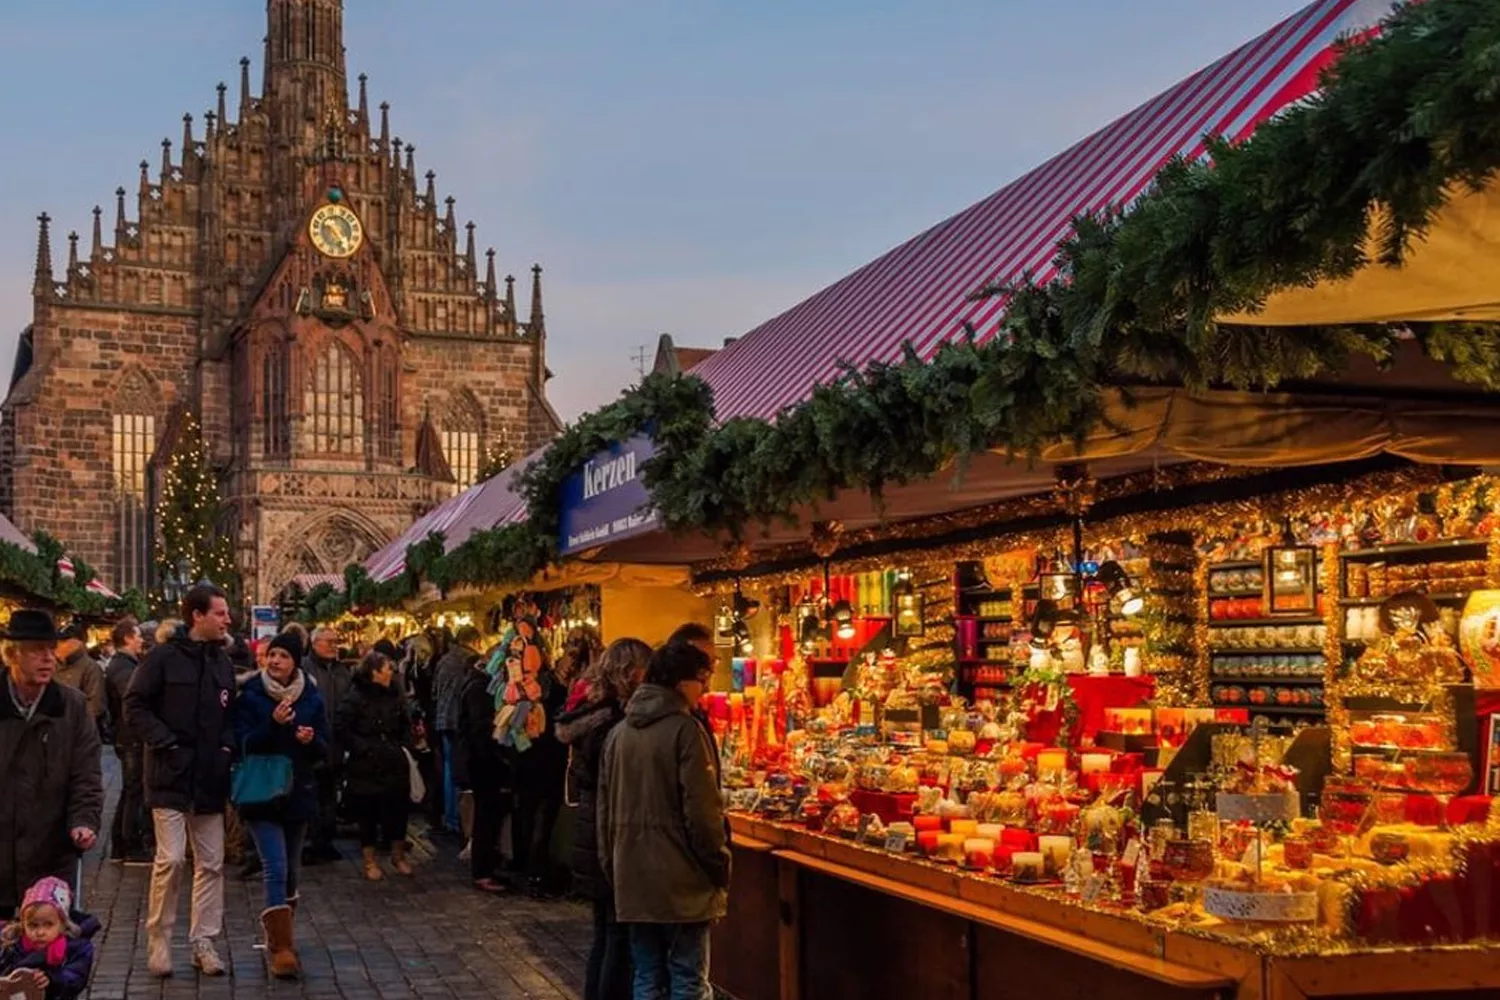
{"left": 0, "top": 608, "right": 104, "bottom": 916}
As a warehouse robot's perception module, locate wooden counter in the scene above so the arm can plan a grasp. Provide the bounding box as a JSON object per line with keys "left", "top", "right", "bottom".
{"left": 716, "top": 815, "right": 1500, "bottom": 1000}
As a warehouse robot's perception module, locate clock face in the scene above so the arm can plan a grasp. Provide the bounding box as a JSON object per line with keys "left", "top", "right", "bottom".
{"left": 309, "top": 203, "right": 363, "bottom": 259}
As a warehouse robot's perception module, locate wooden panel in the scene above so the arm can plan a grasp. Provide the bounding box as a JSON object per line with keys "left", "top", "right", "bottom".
{"left": 798, "top": 867, "right": 969, "bottom": 1000}
{"left": 974, "top": 924, "right": 1231, "bottom": 1000}
{"left": 711, "top": 841, "right": 781, "bottom": 1000}
{"left": 1272, "top": 951, "right": 1500, "bottom": 1000}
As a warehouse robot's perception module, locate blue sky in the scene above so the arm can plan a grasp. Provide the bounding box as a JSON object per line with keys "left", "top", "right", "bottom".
{"left": 0, "top": 0, "right": 1308, "bottom": 421}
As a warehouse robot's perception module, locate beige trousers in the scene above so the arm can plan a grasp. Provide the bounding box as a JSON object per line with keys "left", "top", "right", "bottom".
{"left": 146, "top": 809, "right": 225, "bottom": 944}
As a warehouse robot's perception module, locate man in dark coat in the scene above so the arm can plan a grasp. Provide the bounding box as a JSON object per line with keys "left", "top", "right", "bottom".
{"left": 104, "top": 617, "right": 152, "bottom": 864}
{"left": 124, "top": 584, "right": 236, "bottom": 979}
{"left": 0, "top": 609, "right": 103, "bottom": 917}
{"left": 453, "top": 656, "right": 510, "bottom": 892}
{"left": 300, "top": 628, "right": 350, "bottom": 863}
{"left": 430, "top": 628, "right": 480, "bottom": 835}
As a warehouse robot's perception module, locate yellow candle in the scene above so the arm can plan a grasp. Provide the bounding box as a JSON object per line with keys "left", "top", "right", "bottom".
{"left": 1037, "top": 749, "right": 1069, "bottom": 780}
{"left": 949, "top": 819, "right": 978, "bottom": 838}
{"left": 1080, "top": 752, "right": 1111, "bottom": 775}
{"left": 975, "top": 823, "right": 1003, "bottom": 841}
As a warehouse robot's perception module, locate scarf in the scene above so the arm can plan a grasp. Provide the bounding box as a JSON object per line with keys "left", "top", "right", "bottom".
{"left": 260, "top": 667, "right": 306, "bottom": 705}
{"left": 20, "top": 933, "right": 67, "bottom": 967}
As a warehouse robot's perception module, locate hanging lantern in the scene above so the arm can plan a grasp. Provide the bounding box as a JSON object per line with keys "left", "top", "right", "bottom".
{"left": 892, "top": 571, "right": 925, "bottom": 637}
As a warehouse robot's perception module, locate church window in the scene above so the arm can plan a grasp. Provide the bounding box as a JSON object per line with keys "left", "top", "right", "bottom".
{"left": 303, "top": 341, "right": 363, "bottom": 455}
{"left": 262, "top": 340, "right": 291, "bottom": 457}
{"left": 111, "top": 372, "right": 156, "bottom": 593}
{"left": 441, "top": 394, "right": 482, "bottom": 489}
{"left": 373, "top": 348, "right": 400, "bottom": 461}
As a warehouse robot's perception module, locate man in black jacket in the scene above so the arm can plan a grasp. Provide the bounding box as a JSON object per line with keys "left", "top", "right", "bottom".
{"left": 104, "top": 617, "right": 152, "bottom": 864}
{"left": 301, "top": 628, "right": 350, "bottom": 862}
{"left": 124, "top": 584, "right": 235, "bottom": 979}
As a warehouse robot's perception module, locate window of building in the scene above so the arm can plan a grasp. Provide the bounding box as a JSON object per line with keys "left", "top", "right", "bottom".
{"left": 373, "top": 348, "right": 399, "bottom": 461}
{"left": 112, "top": 412, "right": 155, "bottom": 497}
{"left": 441, "top": 393, "right": 482, "bottom": 489}
{"left": 262, "top": 340, "right": 290, "bottom": 457}
{"left": 111, "top": 398, "right": 155, "bottom": 593}
{"left": 303, "top": 341, "right": 363, "bottom": 455}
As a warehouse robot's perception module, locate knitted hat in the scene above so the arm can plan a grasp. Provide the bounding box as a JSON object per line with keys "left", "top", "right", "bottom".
{"left": 20, "top": 877, "right": 71, "bottom": 919}
{"left": 267, "top": 630, "right": 304, "bottom": 665}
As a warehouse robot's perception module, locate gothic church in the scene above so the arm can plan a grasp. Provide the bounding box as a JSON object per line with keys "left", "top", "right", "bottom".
{"left": 0, "top": 0, "right": 560, "bottom": 603}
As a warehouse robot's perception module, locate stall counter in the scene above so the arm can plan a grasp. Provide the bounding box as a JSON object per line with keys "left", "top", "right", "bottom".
{"left": 718, "top": 815, "right": 1500, "bottom": 1000}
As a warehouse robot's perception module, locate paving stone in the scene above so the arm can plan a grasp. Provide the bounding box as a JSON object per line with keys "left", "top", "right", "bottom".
{"left": 80, "top": 752, "right": 590, "bottom": 999}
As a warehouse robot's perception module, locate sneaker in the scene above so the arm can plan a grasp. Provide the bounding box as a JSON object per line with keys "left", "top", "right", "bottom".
{"left": 147, "top": 934, "right": 172, "bottom": 977}
{"left": 190, "top": 938, "right": 226, "bottom": 977}
{"left": 458, "top": 841, "right": 471, "bottom": 862}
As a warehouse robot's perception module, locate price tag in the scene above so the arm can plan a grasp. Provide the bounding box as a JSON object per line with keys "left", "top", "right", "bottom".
{"left": 1081, "top": 874, "right": 1106, "bottom": 905}
{"left": 1122, "top": 839, "right": 1142, "bottom": 867}
{"left": 884, "top": 830, "right": 910, "bottom": 854}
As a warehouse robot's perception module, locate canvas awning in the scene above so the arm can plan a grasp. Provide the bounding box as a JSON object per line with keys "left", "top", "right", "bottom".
{"left": 1220, "top": 183, "right": 1500, "bottom": 325}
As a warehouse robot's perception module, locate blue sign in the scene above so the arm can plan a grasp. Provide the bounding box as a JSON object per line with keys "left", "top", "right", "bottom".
{"left": 557, "top": 433, "right": 661, "bottom": 556}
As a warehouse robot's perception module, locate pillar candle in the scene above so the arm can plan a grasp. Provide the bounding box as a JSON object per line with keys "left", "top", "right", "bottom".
{"left": 1079, "top": 752, "right": 1111, "bottom": 775}
{"left": 916, "top": 831, "right": 942, "bottom": 856}
{"left": 1038, "top": 835, "right": 1072, "bottom": 877}
{"left": 975, "top": 823, "right": 1003, "bottom": 841}
{"left": 936, "top": 833, "right": 966, "bottom": 863}
{"left": 1037, "top": 748, "right": 1069, "bottom": 781}
{"left": 948, "top": 818, "right": 978, "bottom": 838}
{"left": 1012, "top": 851, "right": 1046, "bottom": 882}
{"left": 913, "top": 815, "right": 943, "bottom": 833}
{"left": 964, "top": 838, "right": 996, "bottom": 870}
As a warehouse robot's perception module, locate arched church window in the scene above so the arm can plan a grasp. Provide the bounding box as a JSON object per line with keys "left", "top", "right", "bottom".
{"left": 303, "top": 341, "right": 363, "bottom": 455}
{"left": 262, "top": 339, "right": 291, "bottom": 457}
{"left": 372, "top": 347, "right": 400, "bottom": 461}
{"left": 111, "top": 370, "right": 156, "bottom": 592}
{"left": 441, "top": 393, "right": 482, "bottom": 489}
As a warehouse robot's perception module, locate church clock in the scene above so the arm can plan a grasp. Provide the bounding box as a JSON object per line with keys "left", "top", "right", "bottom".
{"left": 309, "top": 203, "right": 363, "bottom": 259}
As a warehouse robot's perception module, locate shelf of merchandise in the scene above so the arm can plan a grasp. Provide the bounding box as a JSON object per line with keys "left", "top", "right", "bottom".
{"left": 1210, "top": 674, "right": 1324, "bottom": 685}
{"left": 1208, "top": 616, "right": 1324, "bottom": 627}
{"left": 1338, "top": 539, "right": 1487, "bottom": 561}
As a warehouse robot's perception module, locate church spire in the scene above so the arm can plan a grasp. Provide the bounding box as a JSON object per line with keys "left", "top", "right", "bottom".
{"left": 357, "top": 72, "right": 369, "bottom": 130}
{"left": 265, "top": 0, "right": 349, "bottom": 145}
{"left": 484, "top": 248, "right": 497, "bottom": 299}
{"left": 66, "top": 231, "right": 79, "bottom": 275}
{"left": 91, "top": 206, "right": 103, "bottom": 259}
{"left": 464, "top": 221, "right": 476, "bottom": 275}
{"left": 32, "top": 213, "right": 53, "bottom": 296}
{"left": 115, "top": 187, "right": 128, "bottom": 243}
{"left": 529, "top": 264, "right": 545, "bottom": 334}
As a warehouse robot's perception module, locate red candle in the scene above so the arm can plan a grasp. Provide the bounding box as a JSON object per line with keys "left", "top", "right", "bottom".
{"left": 916, "top": 831, "right": 942, "bottom": 856}
{"left": 913, "top": 815, "right": 943, "bottom": 834}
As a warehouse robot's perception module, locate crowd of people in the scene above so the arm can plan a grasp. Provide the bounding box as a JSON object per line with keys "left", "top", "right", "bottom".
{"left": 0, "top": 585, "right": 733, "bottom": 1000}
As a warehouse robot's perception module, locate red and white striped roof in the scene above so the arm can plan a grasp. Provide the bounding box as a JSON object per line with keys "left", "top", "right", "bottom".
{"left": 688, "top": 0, "right": 1395, "bottom": 421}
{"left": 364, "top": 456, "right": 533, "bottom": 582}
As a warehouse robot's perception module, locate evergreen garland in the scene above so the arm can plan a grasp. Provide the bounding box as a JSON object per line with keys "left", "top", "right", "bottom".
{"left": 308, "top": 0, "right": 1500, "bottom": 620}
{"left": 155, "top": 411, "right": 236, "bottom": 593}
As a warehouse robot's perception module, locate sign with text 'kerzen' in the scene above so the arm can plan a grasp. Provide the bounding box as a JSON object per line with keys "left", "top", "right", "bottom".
{"left": 557, "top": 433, "right": 660, "bottom": 556}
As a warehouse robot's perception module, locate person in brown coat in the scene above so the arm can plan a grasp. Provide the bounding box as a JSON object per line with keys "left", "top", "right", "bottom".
{"left": 598, "top": 638, "right": 728, "bottom": 1000}
{"left": 0, "top": 609, "right": 103, "bottom": 916}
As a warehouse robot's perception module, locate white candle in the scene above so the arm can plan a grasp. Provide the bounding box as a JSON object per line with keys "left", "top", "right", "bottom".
{"left": 1038, "top": 835, "right": 1072, "bottom": 876}
{"left": 1080, "top": 752, "right": 1111, "bottom": 775}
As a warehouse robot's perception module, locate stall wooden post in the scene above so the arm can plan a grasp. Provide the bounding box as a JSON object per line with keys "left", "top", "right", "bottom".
{"left": 777, "top": 855, "right": 800, "bottom": 1000}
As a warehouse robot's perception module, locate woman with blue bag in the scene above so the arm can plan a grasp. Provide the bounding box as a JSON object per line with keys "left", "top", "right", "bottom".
{"left": 231, "top": 631, "right": 329, "bottom": 981}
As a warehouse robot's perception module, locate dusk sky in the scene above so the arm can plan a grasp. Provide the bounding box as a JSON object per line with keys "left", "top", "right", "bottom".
{"left": 0, "top": 0, "right": 1310, "bottom": 421}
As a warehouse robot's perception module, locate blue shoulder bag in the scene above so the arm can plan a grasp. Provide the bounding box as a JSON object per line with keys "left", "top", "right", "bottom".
{"left": 231, "top": 737, "right": 294, "bottom": 807}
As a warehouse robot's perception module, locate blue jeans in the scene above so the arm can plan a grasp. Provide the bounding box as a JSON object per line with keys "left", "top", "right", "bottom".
{"left": 246, "top": 819, "right": 306, "bottom": 909}
{"left": 441, "top": 732, "right": 461, "bottom": 833}
{"left": 628, "top": 922, "right": 711, "bottom": 1000}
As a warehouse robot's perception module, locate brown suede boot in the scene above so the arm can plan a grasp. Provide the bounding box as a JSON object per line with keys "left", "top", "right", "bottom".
{"left": 391, "top": 841, "right": 414, "bottom": 876}
{"left": 260, "top": 906, "right": 300, "bottom": 980}
{"left": 362, "top": 846, "right": 384, "bottom": 881}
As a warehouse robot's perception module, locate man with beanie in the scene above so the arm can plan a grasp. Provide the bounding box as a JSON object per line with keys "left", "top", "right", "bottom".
{"left": 54, "top": 624, "right": 104, "bottom": 733}
{"left": 301, "top": 629, "right": 349, "bottom": 863}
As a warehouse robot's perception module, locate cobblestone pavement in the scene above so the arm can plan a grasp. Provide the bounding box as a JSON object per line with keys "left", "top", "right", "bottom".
{"left": 79, "top": 754, "right": 590, "bottom": 999}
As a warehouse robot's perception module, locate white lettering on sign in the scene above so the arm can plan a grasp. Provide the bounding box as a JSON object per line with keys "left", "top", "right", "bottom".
{"left": 581, "top": 451, "right": 638, "bottom": 500}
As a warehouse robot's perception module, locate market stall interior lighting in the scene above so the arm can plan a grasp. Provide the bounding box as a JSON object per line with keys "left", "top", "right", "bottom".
{"left": 732, "top": 579, "right": 761, "bottom": 620}
{"left": 730, "top": 615, "right": 753, "bottom": 656}
{"left": 831, "top": 599, "right": 856, "bottom": 640}
{"left": 1098, "top": 560, "right": 1144, "bottom": 616}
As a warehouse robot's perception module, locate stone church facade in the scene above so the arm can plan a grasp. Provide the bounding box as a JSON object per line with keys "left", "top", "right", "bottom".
{"left": 0, "top": 0, "right": 560, "bottom": 604}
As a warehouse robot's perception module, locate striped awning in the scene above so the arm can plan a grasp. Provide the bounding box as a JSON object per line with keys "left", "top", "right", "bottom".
{"left": 364, "top": 453, "right": 537, "bottom": 583}
{"left": 688, "top": 0, "right": 1396, "bottom": 421}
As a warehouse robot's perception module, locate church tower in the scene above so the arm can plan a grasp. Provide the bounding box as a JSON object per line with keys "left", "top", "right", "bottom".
{"left": 0, "top": 1, "right": 561, "bottom": 605}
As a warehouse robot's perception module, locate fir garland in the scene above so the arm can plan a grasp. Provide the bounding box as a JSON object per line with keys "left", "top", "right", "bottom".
{"left": 312, "top": 0, "right": 1500, "bottom": 619}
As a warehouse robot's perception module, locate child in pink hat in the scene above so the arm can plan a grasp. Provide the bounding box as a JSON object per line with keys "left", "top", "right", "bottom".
{"left": 0, "top": 876, "right": 99, "bottom": 999}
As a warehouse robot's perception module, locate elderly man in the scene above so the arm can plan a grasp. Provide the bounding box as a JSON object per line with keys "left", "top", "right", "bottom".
{"left": 54, "top": 622, "right": 104, "bottom": 730}
{"left": 0, "top": 609, "right": 103, "bottom": 916}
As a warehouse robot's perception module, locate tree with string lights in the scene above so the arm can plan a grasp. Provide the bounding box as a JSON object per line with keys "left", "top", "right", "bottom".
{"left": 155, "top": 410, "right": 235, "bottom": 594}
